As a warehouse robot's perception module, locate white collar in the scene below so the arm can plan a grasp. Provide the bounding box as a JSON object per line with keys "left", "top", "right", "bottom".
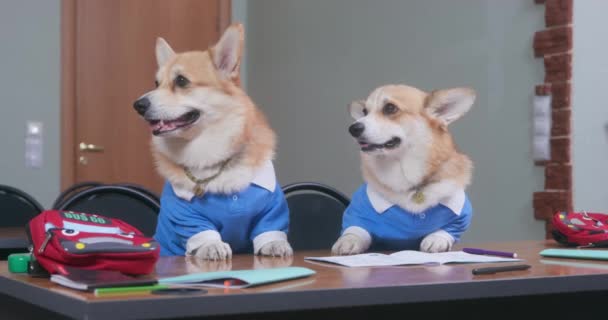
{"left": 251, "top": 160, "right": 277, "bottom": 192}
{"left": 366, "top": 184, "right": 465, "bottom": 215}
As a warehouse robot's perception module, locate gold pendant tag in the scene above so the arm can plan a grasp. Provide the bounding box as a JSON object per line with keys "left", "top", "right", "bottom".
{"left": 412, "top": 191, "right": 425, "bottom": 204}
{"left": 193, "top": 185, "right": 204, "bottom": 197}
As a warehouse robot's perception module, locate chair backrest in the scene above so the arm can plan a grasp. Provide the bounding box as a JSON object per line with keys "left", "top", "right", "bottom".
{"left": 0, "top": 184, "right": 44, "bottom": 227}
{"left": 116, "top": 183, "right": 161, "bottom": 205}
{"left": 53, "top": 182, "right": 160, "bottom": 210}
{"left": 56, "top": 185, "right": 160, "bottom": 236}
{"left": 282, "top": 182, "right": 350, "bottom": 251}
{"left": 52, "top": 181, "right": 103, "bottom": 209}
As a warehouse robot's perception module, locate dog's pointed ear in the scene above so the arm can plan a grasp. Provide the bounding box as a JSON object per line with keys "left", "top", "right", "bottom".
{"left": 348, "top": 100, "right": 367, "bottom": 120}
{"left": 212, "top": 24, "right": 244, "bottom": 81}
{"left": 156, "top": 37, "right": 175, "bottom": 67}
{"left": 425, "top": 88, "right": 475, "bottom": 125}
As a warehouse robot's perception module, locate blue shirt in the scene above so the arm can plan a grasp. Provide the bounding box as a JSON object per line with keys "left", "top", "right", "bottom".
{"left": 154, "top": 163, "right": 289, "bottom": 256}
{"left": 342, "top": 184, "right": 472, "bottom": 251}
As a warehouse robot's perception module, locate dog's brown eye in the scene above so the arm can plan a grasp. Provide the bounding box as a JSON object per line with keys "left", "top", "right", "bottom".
{"left": 383, "top": 103, "right": 398, "bottom": 115}
{"left": 362, "top": 108, "right": 368, "bottom": 116}
{"left": 154, "top": 80, "right": 159, "bottom": 88}
{"left": 174, "top": 75, "right": 190, "bottom": 88}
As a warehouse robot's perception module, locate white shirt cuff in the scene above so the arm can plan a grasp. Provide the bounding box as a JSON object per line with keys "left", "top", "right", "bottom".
{"left": 253, "top": 231, "right": 287, "bottom": 254}
{"left": 343, "top": 226, "right": 372, "bottom": 251}
{"left": 186, "top": 230, "right": 222, "bottom": 256}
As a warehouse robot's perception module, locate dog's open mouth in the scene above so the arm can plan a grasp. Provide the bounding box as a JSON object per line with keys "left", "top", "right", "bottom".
{"left": 358, "top": 137, "right": 402, "bottom": 152}
{"left": 147, "top": 110, "right": 201, "bottom": 136}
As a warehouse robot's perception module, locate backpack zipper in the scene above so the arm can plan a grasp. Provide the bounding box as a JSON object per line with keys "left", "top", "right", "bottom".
{"left": 38, "top": 229, "right": 57, "bottom": 254}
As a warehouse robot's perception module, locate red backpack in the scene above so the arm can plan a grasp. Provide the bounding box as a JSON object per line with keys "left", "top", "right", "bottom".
{"left": 28, "top": 210, "right": 159, "bottom": 275}
{"left": 552, "top": 211, "right": 608, "bottom": 248}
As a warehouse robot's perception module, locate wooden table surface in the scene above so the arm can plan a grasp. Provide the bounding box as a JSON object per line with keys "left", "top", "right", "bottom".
{"left": 2, "top": 240, "right": 608, "bottom": 319}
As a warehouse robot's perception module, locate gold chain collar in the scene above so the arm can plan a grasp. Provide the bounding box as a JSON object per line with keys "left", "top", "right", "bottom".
{"left": 183, "top": 157, "right": 233, "bottom": 197}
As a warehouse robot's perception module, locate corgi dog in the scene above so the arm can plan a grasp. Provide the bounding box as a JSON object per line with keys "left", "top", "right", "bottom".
{"left": 133, "top": 24, "right": 293, "bottom": 260}
{"left": 332, "top": 84, "right": 475, "bottom": 255}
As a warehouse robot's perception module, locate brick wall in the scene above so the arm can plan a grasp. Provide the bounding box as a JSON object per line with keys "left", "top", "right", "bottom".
{"left": 532, "top": 0, "right": 573, "bottom": 239}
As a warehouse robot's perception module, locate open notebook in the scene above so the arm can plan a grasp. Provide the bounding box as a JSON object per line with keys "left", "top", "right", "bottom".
{"left": 158, "top": 267, "right": 316, "bottom": 289}
{"left": 305, "top": 250, "right": 521, "bottom": 267}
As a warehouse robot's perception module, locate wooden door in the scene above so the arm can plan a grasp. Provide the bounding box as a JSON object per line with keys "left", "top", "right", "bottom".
{"left": 61, "top": 0, "right": 230, "bottom": 193}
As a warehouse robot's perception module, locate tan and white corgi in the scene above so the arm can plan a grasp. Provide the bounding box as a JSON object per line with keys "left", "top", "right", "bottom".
{"left": 332, "top": 84, "right": 475, "bottom": 255}
{"left": 133, "top": 24, "right": 293, "bottom": 260}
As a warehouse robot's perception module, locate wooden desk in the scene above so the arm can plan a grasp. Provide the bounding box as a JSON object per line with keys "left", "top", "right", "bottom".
{"left": 2, "top": 240, "right": 608, "bottom": 319}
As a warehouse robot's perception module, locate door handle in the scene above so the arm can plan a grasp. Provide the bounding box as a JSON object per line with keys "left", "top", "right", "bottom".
{"left": 79, "top": 142, "right": 104, "bottom": 152}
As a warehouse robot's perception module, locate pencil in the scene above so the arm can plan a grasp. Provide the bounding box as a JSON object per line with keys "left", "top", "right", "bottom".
{"left": 94, "top": 284, "right": 169, "bottom": 296}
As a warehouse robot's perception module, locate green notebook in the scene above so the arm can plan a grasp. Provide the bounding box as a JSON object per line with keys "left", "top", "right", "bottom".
{"left": 540, "top": 249, "right": 608, "bottom": 261}
{"left": 158, "top": 267, "right": 315, "bottom": 288}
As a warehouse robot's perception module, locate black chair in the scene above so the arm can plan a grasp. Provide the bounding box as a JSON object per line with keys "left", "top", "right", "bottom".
{"left": 282, "top": 182, "right": 350, "bottom": 251}
{"left": 0, "top": 184, "right": 44, "bottom": 227}
{"left": 56, "top": 185, "right": 160, "bottom": 236}
{"left": 116, "top": 183, "right": 161, "bottom": 205}
{"left": 52, "top": 181, "right": 103, "bottom": 209}
{"left": 53, "top": 182, "right": 161, "bottom": 210}
{"left": 0, "top": 185, "right": 42, "bottom": 259}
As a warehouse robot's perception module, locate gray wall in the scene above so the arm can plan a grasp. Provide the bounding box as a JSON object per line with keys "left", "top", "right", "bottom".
{"left": 243, "top": 0, "right": 546, "bottom": 242}
{"left": 572, "top": 1, "right": 608, "bottom": 211}
{"left": 232, "top": 0, "right": 249, "bottom": 90}
{"left": 0, "top": 0, "right": 60, "bottom": 208}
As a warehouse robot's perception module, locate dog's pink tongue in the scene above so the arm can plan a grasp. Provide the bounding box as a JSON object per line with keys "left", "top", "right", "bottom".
{"left": 151, "top": 120, "right": 183, "bottom": 133}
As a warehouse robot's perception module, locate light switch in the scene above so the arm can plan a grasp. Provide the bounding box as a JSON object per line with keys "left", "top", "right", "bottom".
{"left": 25, "top": 121, "right": 43, "bottom": 168}
{"left": 532, "top": 95, "right": 551, "bottom": 161}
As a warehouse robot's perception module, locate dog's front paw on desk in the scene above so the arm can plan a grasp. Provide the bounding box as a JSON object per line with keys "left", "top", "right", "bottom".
{"left": 331, "top": 234, "right": 366, "bottom": 256}
{"left": 258, "top": 240, "right": 293, "bottom": 257}
{"left": 420, "top": 231, "right": 454, "bottom": 253}
{"left": 193, "top": 241, "right": 233, "bottom": 260}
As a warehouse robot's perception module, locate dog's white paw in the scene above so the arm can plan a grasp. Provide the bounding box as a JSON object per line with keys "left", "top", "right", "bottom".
{"left": 331, "top": 234, "right": 366, "bottom": 255}
{"left": 420, "top": 233, "right": 453, "bottom": 253}
{"left": 258, "top": 240, "right": 293, "bottom": 257}
{"left": 194, "top": 241, "right": 232, "bottom": 260}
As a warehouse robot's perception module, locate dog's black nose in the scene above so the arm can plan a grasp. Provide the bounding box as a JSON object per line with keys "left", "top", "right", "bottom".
{"left": 349, "top": 122, "right": 365, "bottom": 138}
{"left": 133, "top": 97, "right": 151, "bottom": 116}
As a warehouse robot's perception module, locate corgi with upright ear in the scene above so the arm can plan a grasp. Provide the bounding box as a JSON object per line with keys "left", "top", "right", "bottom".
{"left": 133, "top": 24, "right": 293, "bottom": 260}
{"left": 332, "top": 84, "right": 475, "bottom": 255}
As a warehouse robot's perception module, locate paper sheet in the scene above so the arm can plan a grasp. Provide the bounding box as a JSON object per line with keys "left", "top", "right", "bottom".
{"left": 305, "top": 250, "right": 521, "bottom": 267}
